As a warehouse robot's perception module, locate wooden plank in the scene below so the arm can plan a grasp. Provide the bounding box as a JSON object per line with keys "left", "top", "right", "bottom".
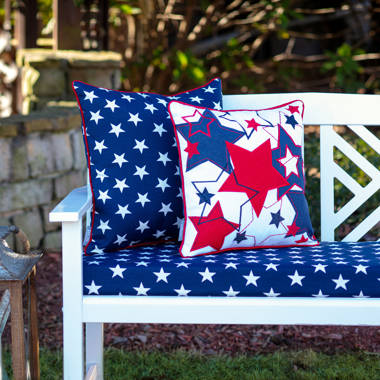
{"left": 10, "top": 283, "right": 26, "bottom": 380}
{"left": 14, "top": 0, "right": 38, "bottom": 49}
{"left": 53, "top": 0, "right": 82, "bottom": 50}
{"left": 29, "top": 268, "right": 40, "bottom": 380}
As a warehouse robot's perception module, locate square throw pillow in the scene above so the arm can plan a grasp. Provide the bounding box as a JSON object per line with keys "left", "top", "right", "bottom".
{"left": 169, "top": 100, "right": 319, "bottom": 257}
{"left": 73, "top": 79, "right": 222, "bottom": 254}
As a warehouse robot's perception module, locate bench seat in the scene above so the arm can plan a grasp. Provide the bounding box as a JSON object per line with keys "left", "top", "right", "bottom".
{"left": 83, "top": 241, "right": 380, "bottom": 298}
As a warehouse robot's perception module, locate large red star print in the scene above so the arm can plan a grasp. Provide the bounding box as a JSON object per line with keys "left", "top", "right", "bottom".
{"left": 220, "top": 140, "right": 289, "bottom": 217}
{"left": 182, "top": 110, "right": 215, "bottom": 137}
{"left": 189, "top": 201, "right": 239, "bottom": 252}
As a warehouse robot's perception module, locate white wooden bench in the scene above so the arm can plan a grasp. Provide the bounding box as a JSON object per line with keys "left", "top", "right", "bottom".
{"left": 50, "top": 92, "right": 380, "bottom": 380}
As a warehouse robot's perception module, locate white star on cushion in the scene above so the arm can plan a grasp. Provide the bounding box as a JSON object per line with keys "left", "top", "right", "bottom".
{"left": 154, "top": 267, "right": 171, "bottom": 283}
{"left": 109, "top": 123, "right": 125, "bottom": 137}
{"left": 112, "top": 153, "right": 128, "bottom": 168}
{"left": 94, "top": 140, "right": 107, "bottom": 154}
{"left": 153, "top": 123, "right": 166, "bottom": 136}
{"left": 133, "top": 139, "right": 148, "bottom": 153}
{"left": 224, "top": 262, "right": 238, "bottom": 270}
{"left": 121, "top": 94, "right": 134, "bottom": 102}
{"left": 85, "top": 281, "right": 102, "bottom": 294}
{"left": 223, "top": 286, "right": 240, "bottom": 297}
{"left": 136, "top": 193, "right": 151, "bottom": 207}
{"left": 312, "top": 264, "right": 327, "bottom": 273}
{"left": 199, "top": 267, "right": 215, "bottom": 283}
{"left": 332, "top": 274, "right": 350, "bottom": 290}
{"left": 90, "top": 110, "right": 104, "bottom": 124}
{"left": 133, "top": 282, "right": 150, "bottom": 295}
{"left": 134, "top": 165, "right": 149, "bottom": 180}
{"left": 113, "top": 178, "right": 129, "bottom": 193}
{"left": 156, "top": 98, "right": 167, "bottom": 106}
{"left": 159, "top": 202, "right": 172, "bottom": 216}
{"left": 312, "top": 290, "right": 329, "bottom": 298}
{"left": 174, "top": 284, "right": 191, "bottom": 296}
{"left": 90, "top": 245, "right": 104, "bottom": 254}
{"left": 137, "top": 220, "right": 150, "bottom": 233}
{"left": 353, "top": 264, "right": 368, "bottom": 274}
{"left": 104, "top": 99, "right": 120, "bottom": 112}
{"left": 156, "top": 178, "right": 170, "bottom": 192}
{"left": 96, "top": 169, "right": 108, "bottom": 183}
{"left": 176, "top": 262, "right": 189, "bottom": 268}
{"left": 114, "top": 234, "right": 127, "bottom": 245}
{"left": 144, "top": 103, "right": 158, "bottom": 113}
{"left": 353, "top": 291, "right": 369, "bottom": 298}
{"left": 264, "top": 288, "right": 281, "bottom": 297}
{"left": 84, "top": 90, "right": 99, "bottom": 103}
{"left": 128, "top": 112, "right": 142, "bottom": 126}
{"left": 288, "top": 270, "right": 305, "bottom": 286}
{"left": 264, "top": 263, "right": 279, "bottom": 271}
{"left": 97, "top": 219, "right": 111, "bottom": 234}
{"left": 98, "top": 190, "right": 111, "bottom": 204}
{"left": 116, "top": 204, "right": 131, "bottom": 219}
{"left": 243, "top": 271, "right": 260, "bottom": 286}
{"left": 278, "top": 147, "right": 299, "bottom": 177}
{"left": 109, "top": 264, "right": 126, "bottom": 278}
{"left": 157, "top": 152, "right": 171, "bottom": 166}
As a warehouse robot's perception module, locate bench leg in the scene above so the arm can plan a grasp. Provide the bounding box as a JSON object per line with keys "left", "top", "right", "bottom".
{"left": 62, "top": 221, "right": 84, "bottom": 380}
{"left": 86, "top": 323, "right": 104, "bottom": 380}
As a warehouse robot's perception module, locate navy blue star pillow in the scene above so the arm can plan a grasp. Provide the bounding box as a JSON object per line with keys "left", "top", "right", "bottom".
{"left": 73, "top": 79, "right": 223, "bottom": 254}
{"left": 169, "top": 100, "right": 318, "bottom": 257}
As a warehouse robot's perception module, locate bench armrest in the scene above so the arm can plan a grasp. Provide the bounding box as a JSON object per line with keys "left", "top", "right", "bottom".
{"left": 49, "top": 186, "right": 92, "bottom": 223}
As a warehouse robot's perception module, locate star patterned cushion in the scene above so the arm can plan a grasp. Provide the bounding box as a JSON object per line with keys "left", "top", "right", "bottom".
{"left": 169, "top": 100, "right": 318, "bottom": 257}
{"left": 83, "top": 241, "right": 380, "bottom": 298}
{"left": 72, "top": 79, "right": 223, "bottom": 254}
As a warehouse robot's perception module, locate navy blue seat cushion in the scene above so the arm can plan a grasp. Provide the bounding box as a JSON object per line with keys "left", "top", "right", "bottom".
{"left": 83, "top": 241, "right": 380, "bottom": 298}
{"left": 73, "top": 79, "right": 223, "bottom": 254}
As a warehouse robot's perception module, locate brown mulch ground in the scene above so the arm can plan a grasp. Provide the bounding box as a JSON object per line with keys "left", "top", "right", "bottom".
{"left": 11, "top": 251, "right": 380, "bottom": 354}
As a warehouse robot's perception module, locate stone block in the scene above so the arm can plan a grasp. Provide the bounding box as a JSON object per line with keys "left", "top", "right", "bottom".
{"left": 51, "top": 133, "right": 73, "bottom": 171}
{"left": 41, "top": 203, "right": 60, "bottom": 233}
{"left": 0, "top": 139, "right": 11, "bottom": 182}
{"left": 68, "top": 68, "right": 116, "bottom": 90}
{"left": 0, "top": 178, "right": 53, "bottom": 213}
{"left": 55, "top": 170, "right": 85, "bottom": 199}
{"left": 27, "top": 133, "right": 55, "bottom": 177}
{"left": 0, "top": 122, "right": 19, "bottom": 138}
{"left": 43, "top": 230, "right": 62, "bottom": 251}
{"left": 28, "top": 64, "right": 66, "bottom": 98}
{"left": 66, "top": 113, "right": 81, "bottom": 130}
{"left": 23, "top": 116, "right": 54, "bottom": 133}
{"left": 12, "top": 208, "right": 44, "bottom": 249}
{"left": 11, "top": 136, "right": 29, "bottom": 181}
{"left": 71, "top": 130, "right": 87, "bottom": 170}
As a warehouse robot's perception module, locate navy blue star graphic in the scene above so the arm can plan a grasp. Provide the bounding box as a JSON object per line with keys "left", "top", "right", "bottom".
{"left": 234, "top": 231, "right": 247, "bottom": 244}
{"left": 285, "top": 114, "right": 298, "bottom": 128}
{"left": 176, "top": 109, "right": 244, "bottom": 173}
{"left": 196, "top": 188, "right": 214, "bottom": 205}
{"left": 270, "top": 210, "right": 284, "bottom": 228}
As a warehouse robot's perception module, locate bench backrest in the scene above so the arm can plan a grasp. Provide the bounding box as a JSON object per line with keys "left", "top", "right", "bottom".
{"left": 222, "top": 93, "right": 380, "bottom": 243}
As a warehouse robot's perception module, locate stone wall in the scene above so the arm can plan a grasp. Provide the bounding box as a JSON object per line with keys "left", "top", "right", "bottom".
{"left": 0, "top": 103, "right": 86, "bottom": 251}
{"left": 17, "top": 49, "right": 122, "bottom": 114}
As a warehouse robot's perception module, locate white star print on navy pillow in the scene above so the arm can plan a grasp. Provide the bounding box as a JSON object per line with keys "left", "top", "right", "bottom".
{"left": 169, "top": 100, "right": 318, "bottom": 257}
{"left": 73, "top": 79, "right": 223, "bottom": 254}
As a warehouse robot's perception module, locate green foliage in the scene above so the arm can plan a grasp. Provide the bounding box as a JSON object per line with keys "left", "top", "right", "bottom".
{"left": 3, "top": 347, "right": 380, "bottom": 379}
{"left": 322, "top": 43, "right": 365, "bottom": 93}
{"left": 173, "top": 50, "right": 206, "bottom": 83}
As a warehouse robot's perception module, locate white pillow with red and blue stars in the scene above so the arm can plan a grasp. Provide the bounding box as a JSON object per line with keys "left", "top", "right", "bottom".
{"left": 73, "top": 79, "right": 222, "bottom": 254}
{"left": 169, "top": 100, "right": 318, "bottom": 257}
